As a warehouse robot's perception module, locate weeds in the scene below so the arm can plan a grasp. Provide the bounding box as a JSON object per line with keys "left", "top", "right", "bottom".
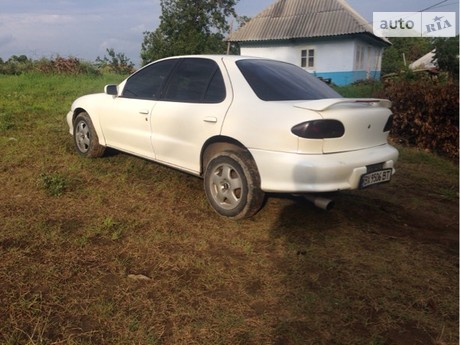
{"left": 39, "top": 173, "right": 68, "bottom": 196}
{"left": 0, "top": 112, "right": 15, "bottom": 131}
{"left": 333, "top": 79, "right": 383, "bottom": 98}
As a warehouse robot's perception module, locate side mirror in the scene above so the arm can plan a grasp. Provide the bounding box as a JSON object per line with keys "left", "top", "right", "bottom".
{"left": 104, "top": 84, "right": 118, "bottom": 96}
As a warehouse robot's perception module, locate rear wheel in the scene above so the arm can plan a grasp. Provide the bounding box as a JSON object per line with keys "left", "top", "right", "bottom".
{"left": 73, "top": 112, "right": 105, "bottom": 158}
{"left": 204, "top": 150, "right": 264, "bottom": 219}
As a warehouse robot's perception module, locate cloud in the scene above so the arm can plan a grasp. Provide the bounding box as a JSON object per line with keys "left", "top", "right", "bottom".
{"left": 0, "top": 33, "right": 14, "bottom": 48}
{"left": 27, "top": 14, "right": 77, "bottom": 25}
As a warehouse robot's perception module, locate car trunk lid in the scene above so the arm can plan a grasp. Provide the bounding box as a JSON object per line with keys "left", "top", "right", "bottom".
{"left": 294, "top": 99, "right": 393, "bottom": 154}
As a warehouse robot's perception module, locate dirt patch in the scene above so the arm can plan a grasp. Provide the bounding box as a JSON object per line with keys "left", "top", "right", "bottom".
{"left": 337, "top": 190, "right": 458, "bottom": 253}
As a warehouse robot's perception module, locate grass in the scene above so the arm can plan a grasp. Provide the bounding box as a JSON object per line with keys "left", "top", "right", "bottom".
{"left": 333, "top": 80, "right": 384, "bottom": 98}
{"left": 0, "top": 73, "right": 458, "bottom": 344}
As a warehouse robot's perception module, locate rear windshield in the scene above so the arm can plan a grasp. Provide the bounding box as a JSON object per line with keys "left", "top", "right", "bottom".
{"left": 236, "top": 59, "right": 341, "bottom": 101}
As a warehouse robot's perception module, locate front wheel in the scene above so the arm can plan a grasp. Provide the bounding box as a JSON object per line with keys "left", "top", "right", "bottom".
{"left": 204, "top": 151, "right": 265, "bottom": 219}
{"left": 73, "top": 112, "right": 105, "bottom": 158}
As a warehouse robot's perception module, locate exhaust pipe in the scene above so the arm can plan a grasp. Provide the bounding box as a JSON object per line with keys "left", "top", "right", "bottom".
{"left": 303, "top": 194, "right": 335, "bottom": 211}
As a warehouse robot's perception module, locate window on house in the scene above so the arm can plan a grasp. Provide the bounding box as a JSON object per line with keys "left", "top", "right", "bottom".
{"left": 355, "top": 46, "right": 365, "bottom": 70}
{"left": 301, "top": 49, "right": 315, "bottom": 68}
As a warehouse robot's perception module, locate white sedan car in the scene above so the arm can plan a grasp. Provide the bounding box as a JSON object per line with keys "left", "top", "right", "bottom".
{"left": 67, "top": 55, "right": 398, "bottom": 219}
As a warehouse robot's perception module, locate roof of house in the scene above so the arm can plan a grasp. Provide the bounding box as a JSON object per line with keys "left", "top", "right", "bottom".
{"left": 409, "top": 50, "right": 437, "bottom": 70}
{"left": 228, "top": 0, "right": 389, "bottom": 45}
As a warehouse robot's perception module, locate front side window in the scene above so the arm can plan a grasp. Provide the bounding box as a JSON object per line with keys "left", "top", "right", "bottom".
{"left": 163, "top": 58, "right": 226, "bottom": 103}
{"left": 301, "top": 49, "right": 315, "bottom": 68}
{"left": 122, "top": 59, "right": 177, "bottom": 100}
{"left": 237, "top": 59, "right": 341, "bottom": 101}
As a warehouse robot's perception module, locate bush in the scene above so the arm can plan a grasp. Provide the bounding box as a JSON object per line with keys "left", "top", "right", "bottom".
{"left": 35, "top": 57, "right": 100, "bottom": 75}
{"left": 0, "top": 56, "right": 102, "bottom": 76}
{"left": 95, "top": 48, "right": 135, "bottom": 75}
{"left": 0, "top": 55, "right": 34, "bottom": 75}
{"left": 382, "top": 78, "right": 459, "bottom": 160}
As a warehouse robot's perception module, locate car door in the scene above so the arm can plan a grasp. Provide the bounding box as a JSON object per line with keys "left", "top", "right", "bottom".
{"left": 150, "top": 58, "right": 232, "bottom": 174}
{"left": 99, "top": 59, "right": 177, "bottom": 159}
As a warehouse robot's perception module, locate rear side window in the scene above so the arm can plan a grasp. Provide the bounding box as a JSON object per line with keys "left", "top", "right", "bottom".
{"left": 163, "top": 58, "right": 226, "bottom": 103}
{"left": 122, "top": 59, "right": 177, "bottom": 100}
{"left": 236, "top": 59, "right": 341, "bottom": 101}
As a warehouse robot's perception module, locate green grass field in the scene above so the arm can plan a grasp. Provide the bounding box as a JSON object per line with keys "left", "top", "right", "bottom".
{"left": 0, "top": 73, "right": 458, "bottom": 345}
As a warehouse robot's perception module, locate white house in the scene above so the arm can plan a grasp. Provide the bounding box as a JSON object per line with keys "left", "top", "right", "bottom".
{"left": 228, "top": 0, "right": 390, "bottom": 85}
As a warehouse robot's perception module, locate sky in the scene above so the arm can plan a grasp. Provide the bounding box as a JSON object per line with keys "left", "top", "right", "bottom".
{"left": 0, "top": 0, "right": 458, "bottom": 66}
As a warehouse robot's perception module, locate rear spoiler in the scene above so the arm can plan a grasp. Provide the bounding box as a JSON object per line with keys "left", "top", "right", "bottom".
{"left": 294, "top": 98, "right": 392, "bottom": 111}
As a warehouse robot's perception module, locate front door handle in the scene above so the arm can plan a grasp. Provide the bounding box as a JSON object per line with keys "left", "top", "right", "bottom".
{"left": 203, "top": 116, "right": 217, "bottom": 123}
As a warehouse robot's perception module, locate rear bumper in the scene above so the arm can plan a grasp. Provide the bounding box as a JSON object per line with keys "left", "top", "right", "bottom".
{"left": 250, "top": 144, "right": 399, "bottom": 193}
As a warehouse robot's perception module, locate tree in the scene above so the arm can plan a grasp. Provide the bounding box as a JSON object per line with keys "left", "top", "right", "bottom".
{"left": 432, "top": 36, "right": 459, "bottom": 80}
{"left": 1, "top": 55, "right": 33, "bottom": 75}
{"left": 96, "top": 48, "right": 135, "bottom": 75}
{"left": 227, "top": 15, "right": 251, "bottom": 55}
{"left": 8, "top": 55, "right": 30, "bottom": 64}
{"left": 381, "top": 37, "right": 432, "bottom": 75}
{"left": 141, "top": 0, "right": 238, "bottom": 65}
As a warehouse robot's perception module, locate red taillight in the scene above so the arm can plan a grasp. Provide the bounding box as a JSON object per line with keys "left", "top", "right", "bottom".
{"left": 291, "top": 120, "right": 345, "bottom": 139}
{"left": 383, "top": 115, "right": 393, "bottom": 132}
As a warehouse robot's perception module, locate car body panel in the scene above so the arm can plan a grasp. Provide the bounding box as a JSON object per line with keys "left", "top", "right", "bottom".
{"left": 222, "top": 100, "right": 321, "bottom": 153}
{"left": 99, "top": 97, "right": 157, "bottom": 159}
{"left": 67, "top": 93, "right": 110, "bottom": 147}
{"left": 250, "top": 144, "right": 398, "bottom": 192}
{"left": 150, "top": 100, "right": 231, "bottom": 173}
{"left": 319, "top": 104, "right": 392, "bottom": 153}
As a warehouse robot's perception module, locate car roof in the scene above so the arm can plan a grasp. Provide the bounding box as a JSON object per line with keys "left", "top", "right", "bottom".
{"left": 155, "top": 54, "right": 266, "bottom": 63}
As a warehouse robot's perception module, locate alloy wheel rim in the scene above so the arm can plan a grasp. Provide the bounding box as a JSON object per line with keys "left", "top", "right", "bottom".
{"left": 209, "top": 163, "right": 243, "bottom": 210}
{"left": 75, "top": 121, "right": 90, "bottom": 153}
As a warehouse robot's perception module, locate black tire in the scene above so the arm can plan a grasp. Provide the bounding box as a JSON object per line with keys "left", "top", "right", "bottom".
{"left": 73, "top": 112, "right": 105, "bottom": 158}
{"left": 204, "top": 150, "right": 265, "bottom": 219}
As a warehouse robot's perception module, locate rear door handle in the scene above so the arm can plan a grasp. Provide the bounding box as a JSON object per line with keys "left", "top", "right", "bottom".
{"left": 139, "top": 109, "right": 149, "bottom": 115}
{"left": 203, "top": 116, "right": 218, "bottom": 123}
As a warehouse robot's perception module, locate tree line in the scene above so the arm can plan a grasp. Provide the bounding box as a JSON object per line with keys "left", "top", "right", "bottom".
{"left": 1, "top": 0, "right": 458, "bottom": 80}
{"left": 0, "top": 49, "right": 135, "bottom": 76}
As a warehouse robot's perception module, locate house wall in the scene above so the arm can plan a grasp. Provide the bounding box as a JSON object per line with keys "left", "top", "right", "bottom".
{"left": 240, "top": 38, "right": 384, "bottom": 85}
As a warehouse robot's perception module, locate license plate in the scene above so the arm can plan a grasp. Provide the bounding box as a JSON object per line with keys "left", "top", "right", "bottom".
{"left": 360, "top": 169, "right": 392, "bottom": 188}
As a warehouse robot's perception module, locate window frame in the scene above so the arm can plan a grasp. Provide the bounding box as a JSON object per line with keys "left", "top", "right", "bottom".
{"left": 355, "top": 44, "right": 366, "bottom": 71}
{"left": 236, "top": 59, "right": 341, "bottom": 101}
{"left": 162, "top": 58, "right": 226, "bottom": 104}
{"left": 301, "top": 48, "right": 315, "bottom": 69}
{"left": 121, "top": 59, "right": 178, "bottom": 100}
{"left": 120, "top": 57, "right": 226, "bottom": 104}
